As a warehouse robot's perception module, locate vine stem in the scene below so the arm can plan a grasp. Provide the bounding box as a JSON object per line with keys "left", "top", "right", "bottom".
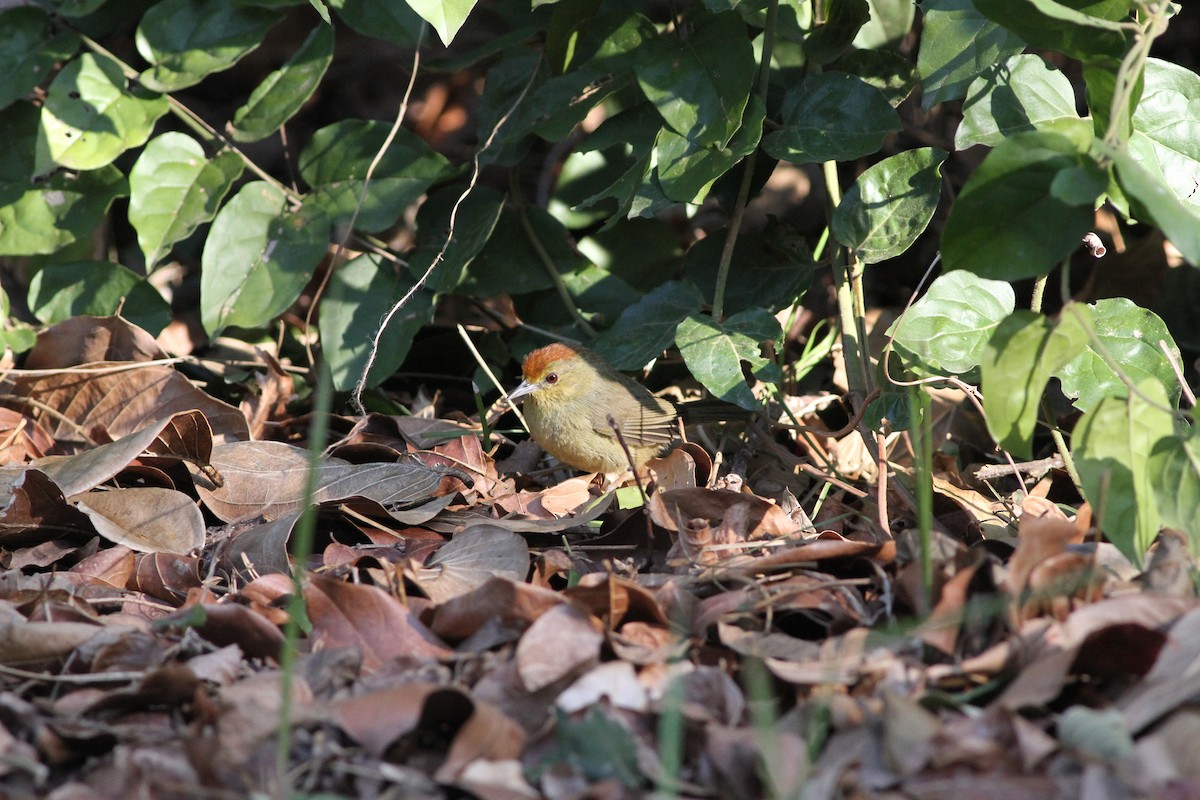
{"left": 712, "top": 0, "right": 778, "bottom": 323}
{"left": 1102, "top": 0, "right": 1174, "bottom": 151}
{"left": 350, "top": 51, "right": 542, "bottom": 412}
{"left": 823, "top": 160, "right": 872, "bottom": 396}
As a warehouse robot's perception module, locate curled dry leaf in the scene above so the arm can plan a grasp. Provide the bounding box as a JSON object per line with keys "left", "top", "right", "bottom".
{"left": 14, "top": 364, "right": 248, "bottom": 448}
{"left": 409, "top": 524, "right": 530, "bottom": 604}
{"left": 22, "top": 316, "right": 165, "bottom": 369}
{"left": 427, "top": 577, "right": 564, "bottom": 642}
{"left": 648, "top": 487, "right": 803, "bottom": 540}
{"left": 0, "top": 407, "right": 54, "bottom": 464}
{"left": 331, "top": 682, "right": 524, "bottom": 782}
{"left": 0, "top": 468, "right": 92, "bottom": 543}
{"left": 0, "top": 620, "right": 102, "bottom": 667}
{"left": 72, "top": 487, "right": 205, "bottom": 555}
{"left": 191, "top": 440, "right": 455, "bottom": 524}
{"left": 304, "top": 573, "right": 454, "bottom": 669}
{"left": 516, "top": 603, "right": 604, "bottom": 692}
{"left": 34, "top": 411, "right": 213, "bottom": 497}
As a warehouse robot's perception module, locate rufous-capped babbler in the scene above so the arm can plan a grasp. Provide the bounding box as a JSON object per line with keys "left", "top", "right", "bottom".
{"left": 508, "top": 342, "right": 741, "bottom": 473}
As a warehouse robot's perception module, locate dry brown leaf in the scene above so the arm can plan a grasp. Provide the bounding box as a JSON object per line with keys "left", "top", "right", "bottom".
{"left": 1008, "top": 501, "right": 1080, "bottom": 599}
{"left": 68, "top": 545, "right": 136, "bottom": 590}
{"left": 648, "top": 487, "right": 802, "bottom": 540}
{"left": 0, "top": 620, "right": 102, "bottom": 666}
{"left": 410, "top": 524, "right": 529, "bottom": 604}
{"left": 32, "top": 411, "right": 214, "bottom": 498}
{"left": 22, "top": 317, "right": 164, "bottom": 369}
{"left": 155, "top": 602, "right": 279, "bottom": 660}
{"left": 998, "top": 595, "right": 1194, "bottom": 710}
{"left": 71, "top": 487, "right": 205, "bottom": 555}
{"left": 564, "top": 572, "right": 669, "bottom": 629}
{"left": 331, "top": 682, "right": 524, "bottom": 782}
{"left": 427, "top": 577, "right": 564, "bottom": 642}
{"left": 0, "top": 470, "right": 91, "bottom": 544}
{"left": 0, "top": 407, "right": 54, "bottom": 465}
{"left": 919, "top": 557, "right": 985, "bottom": 655}
{"left": 222, "top": 510, "right": 301, "bottom": 580}
{"left": 515, "top": 603, "right": 603, "bottom": 692}
{"left": 192, "top": 440, "right": 452, "bottom": 523}
{"left": 129, "top": 552, "right": 202, "bottom": 603}
{"left": 304, "top": 573, "right": 454, "bottom": 669}
{"left": 14, "top": 363, "right": 247, "bottom": 449}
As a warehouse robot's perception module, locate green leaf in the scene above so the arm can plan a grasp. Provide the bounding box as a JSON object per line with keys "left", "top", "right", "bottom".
{"left": 0, "top": 285, "right": 38, "bottom": 354}
{"left": 299, "top": 120, "right": 452, "bottom": 233}
{"left": 916, "top": 0, "right": 1025, "bottom": 109}
{"left": 1150, "top": 422, "right": 1200, "bottom": 552}
{"left": 200, "top": 181, "right": 330, "bottom": 334}
{"left": 676, "top": 309, "right": 782, "bottom": 410}
{"left": 836, "top": 49, "right": 919, "bottom": 107}
{"left": 507, "top": 13, "right": 654, "bottom": 144}
{"left": 572, "top": 105, "right": 662, "bottom": 221}
{"left": 137, "top": 0, "right": 281, "bottom": 92}
{"left": 854, "top": 0, "right": 916, "bottom": 49}
{"left": 682, "top": 223, "right": 815, "bottom": 315}
{"left": 320, "top": 252, "right": 434, "bottom": 390}
{"left": 971, "top": 0, "right": 1131, "bottom": 63}
{"left": 981, "top": 304, "right": 1091, "bottom": 458}
{"left": 561, "top": 263, "right": 641, "bottom": 325}
{"left": 942, "top": 128, "right": 1102, "bottom": 281}
{"left": 129, "top": 133, "right": 244, "bottom": 267}
{"left": 405, "top": 0, "right": 477, "bottom": 46}
{"left": 592, "top": 281, "right": 705, "bottom": 370}
{"left": 1057, "top": 299, "right": 1182, "bottom": 414}
{"left": 1131, "top": 59, "right": 1200, "bottom": 211}
{"left": 1057, "top": 707, "right": 1135, "bottom": 761}
{"left": 36, "top": 0, "right": 109, "bottom": 17}
{"left": 635, "top": 11, "right": 755, "bottom": 148}
{"left": 762, "top": 71, "right": 899, "bottom": 164}
{"left": 35, "top": 53, "right": 168, "bottom": 173}
{"left": 1107, "top": 137, "right": 1200, "bottom": 266}
{"left": 28, "top": 261, "right": 170, "bottom": 335}
{"left": 805, "top": 0, "right": 869, "bottom": 64}
{"left": 1074, "top": 379, "right": 1174, "bottom": 566}
{"left": 889, "top": 270, "right": 1015, "bottom": 376}
{"left": 832, "top": 147, "right": 946, "bottom": 263}
{"left": 463, "top": 202, "right": 586, "bottom": 297}
{"left": 0, "top": 7, "right": 80, "bottom": 112}
{"left": 956, "top": 54, "right": 1080, "bottom": 149}
{"left": 406, "top": 186, "right": 505, "bottom": 293}
{"left": 655, "top": 96, "right": 764, "bottom": 204}
{"left": 0, "top": 165, "right": 127, "bottom": 256}
{"left": 230, "top": 22, "right": 334, "bottom": 142}
{"left": 327, "top": 0, "right": 422, "bottom": 44}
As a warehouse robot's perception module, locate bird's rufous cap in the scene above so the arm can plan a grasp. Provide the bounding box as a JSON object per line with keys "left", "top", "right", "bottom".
{"left": 521, "top": 342, "right": 582, "bottom": 381}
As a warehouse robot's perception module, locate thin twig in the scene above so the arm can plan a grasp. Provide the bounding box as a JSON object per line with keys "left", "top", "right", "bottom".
{"left": 305, "top": 26, "right": 428, "bottom": 367}
{"left": 0, "top": 663, "right": 144, "bottom": 684}
{"left": 351, "top": 53, "right": 543, "bottom": 413}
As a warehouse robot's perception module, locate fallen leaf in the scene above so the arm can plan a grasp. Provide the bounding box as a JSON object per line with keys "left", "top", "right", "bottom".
{"left": 72, "top": 487, "right": 205, "bottom": 554}
{"left": 516, "top": 603, "right": 603, "bottom": 692}
{"left": 410, "top": 524, "right": 530, "bottom": 603}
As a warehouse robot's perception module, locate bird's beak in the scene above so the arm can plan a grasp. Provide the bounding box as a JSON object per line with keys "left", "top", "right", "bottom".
{"left": 506, "top": 380, "right": 538, "bottom": 403}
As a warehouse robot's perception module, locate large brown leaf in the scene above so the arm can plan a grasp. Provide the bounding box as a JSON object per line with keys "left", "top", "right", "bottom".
{"left": 72, "top": 487, "right": 205, "bottom": 554}
{"left": 409, "top": 524, "right": 530, "bottom": 604}
{"left": 192, "top": 440, "right": 453, "bottom": 523}
{"left": 11, "top": 363, "right": 247, "bottom": 449}
{"left": 304, "top": 574, "right": 454, "bottom": 669}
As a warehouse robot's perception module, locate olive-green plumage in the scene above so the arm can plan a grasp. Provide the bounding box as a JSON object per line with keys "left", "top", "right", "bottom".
{"left": 508, "top": 343, "right": 679, "bottom": 473}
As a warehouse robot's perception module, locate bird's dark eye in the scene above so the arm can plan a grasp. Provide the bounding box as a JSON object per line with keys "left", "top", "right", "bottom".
{"left": 545, "top": 372, "right": 558, "bottom": 384}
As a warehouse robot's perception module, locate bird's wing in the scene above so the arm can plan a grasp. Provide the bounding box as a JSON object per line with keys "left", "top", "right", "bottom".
{"left": 592, "top": 395, "right": 679, "bottom": 448}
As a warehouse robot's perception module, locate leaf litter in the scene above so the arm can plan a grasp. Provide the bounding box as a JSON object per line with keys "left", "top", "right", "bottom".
{"left": 0, "top": 316, "right": 1198, "bottom": 798}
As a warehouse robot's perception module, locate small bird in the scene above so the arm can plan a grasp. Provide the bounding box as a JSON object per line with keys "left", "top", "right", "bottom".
{"left": 507, "top": 343, "right": 681, "bottom": 473}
